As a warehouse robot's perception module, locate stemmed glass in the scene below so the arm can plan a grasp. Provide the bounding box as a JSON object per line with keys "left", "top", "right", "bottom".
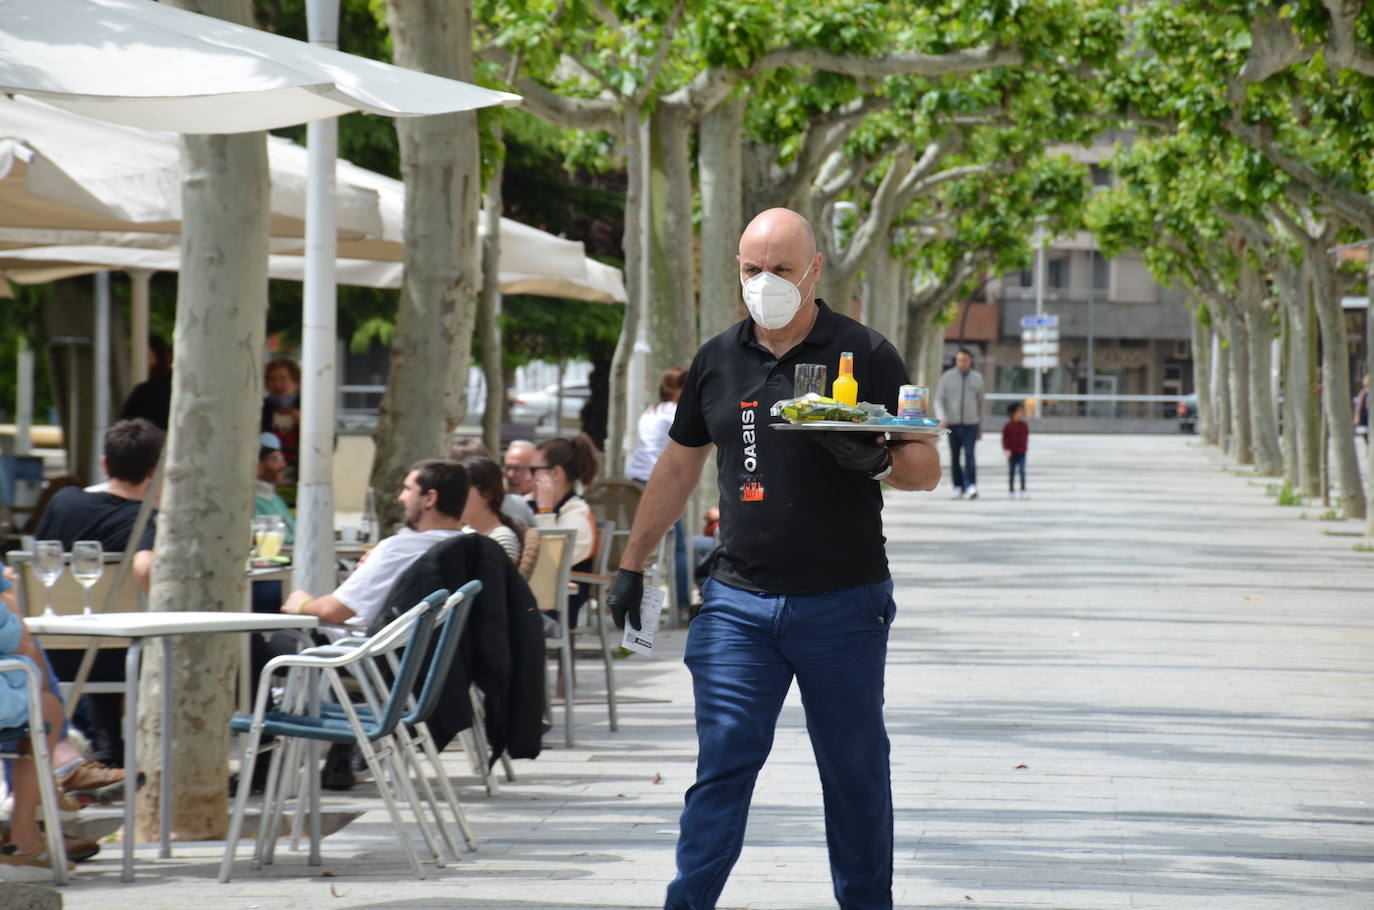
{"left": 71, "top": 540, "right": 104, "bottom": 618}
{"left": 34, "top": 540, "right": 64, "bottom": 617}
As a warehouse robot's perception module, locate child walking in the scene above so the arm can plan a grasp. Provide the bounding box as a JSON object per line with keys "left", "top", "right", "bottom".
{"left": 1002, "top": 402, "right": 1029, "bottom": 499}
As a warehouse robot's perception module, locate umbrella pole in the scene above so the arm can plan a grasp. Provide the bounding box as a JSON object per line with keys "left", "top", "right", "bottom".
{"left": 92, "top": 270, "right": 111, "bottom": 480}
{"left": 294, "top": 0, "right": 341, "bottom": 599}
{"left": 129, "top": 268, "right": 152, "bottom": 385}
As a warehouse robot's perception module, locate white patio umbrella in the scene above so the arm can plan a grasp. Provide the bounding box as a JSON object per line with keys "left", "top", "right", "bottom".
{"left": 0, "top": 0, "right": 520, "bottom": 133}
{"left": 0, "top": 97, "right": 384, "bottom": 240}
{"left": 0, "top": 97, "right": 616, "bottom": 295}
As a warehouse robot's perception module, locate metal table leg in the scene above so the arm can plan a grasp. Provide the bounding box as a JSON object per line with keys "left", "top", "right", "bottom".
{"left": 122, "top": 639, "right": 142, "bottom": 882}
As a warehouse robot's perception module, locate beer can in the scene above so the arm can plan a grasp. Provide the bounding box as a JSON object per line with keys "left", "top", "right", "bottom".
{"left": 897, "top": 385, "right": 928, "bottom": 419}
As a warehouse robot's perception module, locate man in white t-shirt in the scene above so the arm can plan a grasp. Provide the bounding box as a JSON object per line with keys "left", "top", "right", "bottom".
{"left": 281, "top": 458, "right": 468, "bottom": 638}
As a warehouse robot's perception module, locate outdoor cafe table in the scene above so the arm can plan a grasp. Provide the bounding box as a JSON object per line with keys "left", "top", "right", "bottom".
{"left": 24, "top": 611, "right": 319, "bottom": 882}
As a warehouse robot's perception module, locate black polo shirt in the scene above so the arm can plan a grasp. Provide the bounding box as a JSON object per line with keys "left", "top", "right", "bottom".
{"left": 670, "top": 299, "right": 909, "bottom": 594}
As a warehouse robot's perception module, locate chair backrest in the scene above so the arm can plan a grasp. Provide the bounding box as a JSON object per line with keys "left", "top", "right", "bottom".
{"left": 6, "top": 550, "right": 144, "bottom": 649}
{"left": 364, "top": 588, "right": 448, "bottom": 658}
{"left": 591, "top": 520, "right": 616, "bottom": 576}
{"left": 403, "top": 579, "right": 481, "bottom": 725}
{"left": 582, "top": 478, "right": 643, "bottom": 530}
{"left": 526, "top": 527, "right": 576, "bottom": 614}
{"left": 517, "top": 526, "right": 541, "bottom": 580}
{"left": 368, "top": 588, "right": 446, "bottom": 737}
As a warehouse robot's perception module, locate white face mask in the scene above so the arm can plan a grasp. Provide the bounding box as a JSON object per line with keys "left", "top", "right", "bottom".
{"left": 740, "top": 259, "right": 813, "bottom": 330}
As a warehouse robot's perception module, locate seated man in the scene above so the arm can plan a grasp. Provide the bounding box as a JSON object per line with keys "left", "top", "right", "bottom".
{"left": 31, "top": 418, "right": 162, "bottom": 775}
{"left": 250, "top": 433, "right": 295, "bottom": 614}
{"left": 281, "top": 458, "right": 467, "bottom": 638}
{"left": 36, "top": 418, "right": 161, "bottom": 589}
{"left": 253, "top": 432, "right": 296, "bottom": 544}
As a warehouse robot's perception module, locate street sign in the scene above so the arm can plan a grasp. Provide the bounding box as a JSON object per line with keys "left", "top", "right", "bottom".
{"left": 1020, "top": 314, "right": 1059, "bottom": 329}
{"left": 1021, "top": 328, "right": 1059, "bottom": 343}
{"left": 1021, "top": 342, "right": 1059, "bottom": 356}
{"left": 1022, "top": 355, "right": 1058, "bottom": 370}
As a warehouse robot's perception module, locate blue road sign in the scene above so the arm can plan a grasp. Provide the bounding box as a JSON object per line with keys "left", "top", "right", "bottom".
{"left": 1020, "top": 314, "right": 1059, "bottom": 328}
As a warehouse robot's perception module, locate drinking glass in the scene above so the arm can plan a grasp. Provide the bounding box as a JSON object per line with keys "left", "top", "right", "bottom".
{"left": 254, "top": 515, "right": 286, "bottom": 562}
{"left": 794, "top": 363, "right": 827, "bottom": 397}
{"left": 71, "top": 540, "right": 104, "bottom": 618}
{"left": 34, "top": 540, "right": 65, "bottom": 617}
{"left": 251, "top": 516, "right": 272, "bottom": 565}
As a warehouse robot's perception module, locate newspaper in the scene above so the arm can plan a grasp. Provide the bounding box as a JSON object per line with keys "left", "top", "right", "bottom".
{"left": 620, "top": 584, "right": 665, "bottom": 655}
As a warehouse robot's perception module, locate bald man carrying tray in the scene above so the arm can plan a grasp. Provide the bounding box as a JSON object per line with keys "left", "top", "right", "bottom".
{"left": 608, "top": 208, "right": 941, "bottom": 909}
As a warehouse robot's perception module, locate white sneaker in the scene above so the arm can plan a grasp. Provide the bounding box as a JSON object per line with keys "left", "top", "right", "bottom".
{"left": 950, "top": 488, "right": 965, "bottom": 499}
{"left": 966, "top": 485, "right": 978, "bottom": 500}
{"left": 1019, "top": 490, "right": 1030, "bottom": 500}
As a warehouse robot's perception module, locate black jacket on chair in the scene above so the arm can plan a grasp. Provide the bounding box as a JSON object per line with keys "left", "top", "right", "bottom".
{"left": 371, "top": 533, "right": 545, "bottom": 763}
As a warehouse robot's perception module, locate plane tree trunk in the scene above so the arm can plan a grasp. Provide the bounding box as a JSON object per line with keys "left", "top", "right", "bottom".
{"left": 140, "top": 0, "right": 270, "bottom": 843}
{"left": 370, "top": 0, "right": 482, "bottom": 532}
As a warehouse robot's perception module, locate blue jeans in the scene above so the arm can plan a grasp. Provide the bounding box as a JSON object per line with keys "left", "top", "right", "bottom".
{"left": 665, "top": 577, "right": 896, "bottom": 910}
{"left": 948, "top": 424, "right": 979, "bottom": 490}
{"left": 1008, "top": 452, "right": 1026, "bottom": 490}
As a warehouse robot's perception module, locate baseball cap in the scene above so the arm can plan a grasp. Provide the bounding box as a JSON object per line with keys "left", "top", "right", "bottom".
{"left": 259, "top": 432, "right": 282, "bottom": 450}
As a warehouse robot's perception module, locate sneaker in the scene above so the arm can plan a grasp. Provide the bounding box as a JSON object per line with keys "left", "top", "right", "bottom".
{"left": 0, "top": 844, "right": 76, "bottom": 879}
{"left": 57, "top": 760, "right": 125, "bottom": 802}
{"left": 950, "top": 488, "right": 966, "bottom": 500}
{"left": 1019, "top": 490, "right": 1030, "bottom": 500}
{"left": 966, "top": 484, "right": 978, "bottom": 500}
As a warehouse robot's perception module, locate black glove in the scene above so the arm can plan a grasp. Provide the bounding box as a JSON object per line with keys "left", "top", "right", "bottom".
{"left": 811, "top": 431, "right": 890, "bottom": 476}
{"left": 608, "top": 568, "right": 644, "bottom": 631}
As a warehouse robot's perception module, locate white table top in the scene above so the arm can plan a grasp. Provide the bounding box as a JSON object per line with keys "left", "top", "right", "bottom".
{"left": 25, "top": 612, "right": 319, "bottom": 637}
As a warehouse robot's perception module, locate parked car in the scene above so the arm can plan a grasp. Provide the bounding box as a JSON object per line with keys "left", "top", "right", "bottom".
{"left": 1176, "top": 393, "right": 1197, "bottom": 433}
{"left": 509, "top": 381, "right": 591, "bottom": 427}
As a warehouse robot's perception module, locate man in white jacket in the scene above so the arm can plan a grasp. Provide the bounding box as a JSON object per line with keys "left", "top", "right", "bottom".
{"left": 934, "top": 349, "right": 986, "bottom": 499}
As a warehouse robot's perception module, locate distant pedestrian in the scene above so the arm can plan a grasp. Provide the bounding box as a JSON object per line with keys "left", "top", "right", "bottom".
{"left": 627, "top": 366, "right": 690, "bottom": 606}
{"left": 1002, "top": 401, "right": 1029, "bottom": 499}
{"left": 935, "top": 348, "right": 985, "bottom": 499}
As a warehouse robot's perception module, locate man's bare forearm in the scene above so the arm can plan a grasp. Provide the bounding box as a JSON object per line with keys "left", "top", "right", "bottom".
{"left": 619, "top": 441, "right": 713, "bottom": 572}
{"left": 885, "top": 435, "right": 941, "bottom": 491}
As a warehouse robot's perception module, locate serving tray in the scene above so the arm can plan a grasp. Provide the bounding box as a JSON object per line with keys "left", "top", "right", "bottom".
{"left": 771, "top": 420, "right": 947, "bottom": 436}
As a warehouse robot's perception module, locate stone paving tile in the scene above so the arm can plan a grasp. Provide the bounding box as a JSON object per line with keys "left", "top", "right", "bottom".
{"left": 41, "top": 434, "right": 1374, "bottom": 909}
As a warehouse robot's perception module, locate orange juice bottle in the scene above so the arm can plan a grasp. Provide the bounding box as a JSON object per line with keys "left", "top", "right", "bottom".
{"left": 832, "top": 351, "right": 858, "bottom": 406}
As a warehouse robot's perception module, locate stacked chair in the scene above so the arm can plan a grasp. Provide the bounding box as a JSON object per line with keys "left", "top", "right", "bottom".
{"left": 220, "top": 582, "right": 480, "bottom": 882}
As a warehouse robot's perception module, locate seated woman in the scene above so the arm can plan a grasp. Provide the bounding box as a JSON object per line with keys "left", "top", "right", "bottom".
{"left": 458, "top": 456, "right": 524, "bottom": 564}
{"left": 529, "top": 434, "right": 600, "bottom": 626}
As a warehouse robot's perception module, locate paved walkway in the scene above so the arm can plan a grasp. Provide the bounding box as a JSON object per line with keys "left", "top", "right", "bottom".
{"left": 48, "top": 434, "right": 1374, "bottom": 909}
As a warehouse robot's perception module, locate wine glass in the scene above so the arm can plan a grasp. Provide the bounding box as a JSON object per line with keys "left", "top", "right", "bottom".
{"left": 34, "top": 540, "right": 64, "bottom": 617}
{"left": 71, "top": 541, "right": 104, "bottom": 618}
